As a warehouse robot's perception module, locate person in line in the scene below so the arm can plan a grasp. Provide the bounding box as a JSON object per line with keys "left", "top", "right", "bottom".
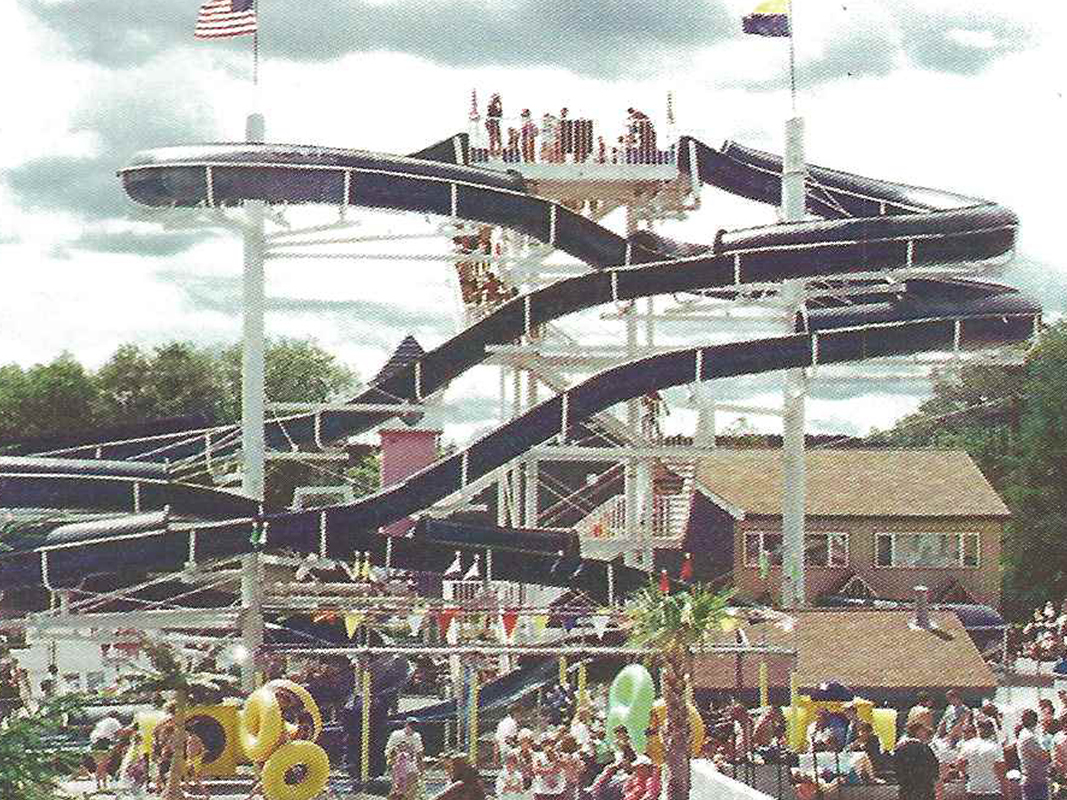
{"left": 894, "top": 721, "right": 940, "bottom": 800}
{"left": 385, "top": 718, "right": 425, "bottom": 800}
{"left": 937, "top": 690, "right": 973, "bottom": 742}
{"left": 532, "top": 736, "right": 568, "bottom": 800}
{"left": 496, "top": 705, "right": 520, "bottom": 763}
{"left": 433, "top": 756, "right": 487, "bottom": 800}
{"left": 496, "top": 750, "right": 527, "bottom": 799}
{"left": 486, "top": 94, "right": 503, "bottom": 157}
{"left": 559, "top": 108, "right": 574, "bottom": 162}
{"left": 908, "top": 692, "right": 937, "bottom": 733}
{"left": 520, "top": 110, "right": 539, "bottom": 163}
{"left": 1017, "top": 709, "right": 1051, "bottom": 800}
{"left": 621, "top": 756, "right": 660, "bottom": 800}
{"left": 752, "top": 704, "right": 787, "bottom": 749}
{"left": 541, "top": 111, "right": 559, "bottom": 163}
{"left": 850, "top": 721, "right": 885, "bottom": 775}
{"left": 956, "top": 719, "right": 1005, "bottom": 800}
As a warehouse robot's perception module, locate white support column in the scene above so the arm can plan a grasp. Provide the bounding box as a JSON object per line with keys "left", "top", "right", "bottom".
{"left": 524, "top": 370, "right": 539, "bottom": 527}
{"left": 780, "top": 115, "right": 807, "bottom": 609}
{"left": 241, "top": 111, "right": 267, "bottom": 691}
{"left": 623, "top": 205, "right": 650, "bottom": 568}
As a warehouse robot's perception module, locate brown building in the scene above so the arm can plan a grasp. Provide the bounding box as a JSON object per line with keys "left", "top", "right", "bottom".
{"left": 694, "top": 608, "right": 998, "bottom": 710}
{"left": 691, "top": 449, "right": 1009, "bottom": 609}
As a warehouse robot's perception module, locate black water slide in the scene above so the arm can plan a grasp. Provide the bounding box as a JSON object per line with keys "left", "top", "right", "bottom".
{"left": 7, "top": 134, "right": 1017, "bottom": 470}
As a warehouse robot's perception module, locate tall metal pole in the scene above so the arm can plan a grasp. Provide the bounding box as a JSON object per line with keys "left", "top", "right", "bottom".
{"left": 240, "top": 111, "right": 267, "bottom": 691}
{"left": 780, "top": 117, "right": 807, "bottom": 608}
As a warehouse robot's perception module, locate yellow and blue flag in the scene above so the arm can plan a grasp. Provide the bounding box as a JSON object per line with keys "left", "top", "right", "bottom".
{"left": 743, "top": 0, "right": 791, "bottom": 37}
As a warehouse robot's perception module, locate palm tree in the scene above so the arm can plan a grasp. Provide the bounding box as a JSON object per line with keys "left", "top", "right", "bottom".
{"left": 626, "top": 581, "right": 733, "bottom": 800}
{"left": 118, "top": 636, "right": 236, "bottom": 800}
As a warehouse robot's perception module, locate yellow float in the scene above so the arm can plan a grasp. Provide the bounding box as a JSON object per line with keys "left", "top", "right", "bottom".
{"left": 265, "top": 678, "right": 323, "bottom": 742}
{"left": 261, "top": 740, "right": 331, "bottom": 800}
{"left": 239, "top": 686, "right": 285, "bottom": 762}
{"left": 645, "top": 699, "right": 706, "bottom": 764}
{"left": 783, "top": 695, "right": 897, "bottom": 753}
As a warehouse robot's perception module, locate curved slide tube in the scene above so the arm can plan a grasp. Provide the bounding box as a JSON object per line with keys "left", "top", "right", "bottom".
{"left": 0, "top": 293, "right": 1038, "bottom": 594}
{"left": 13, "top": 133, "right": 1018, "bottom": 464}
{"left": 0, "top": 456, "right": 257, "bottom": 518}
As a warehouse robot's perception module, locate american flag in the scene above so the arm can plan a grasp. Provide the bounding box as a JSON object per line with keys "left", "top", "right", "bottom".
{"left": 195, "top": 0, "right": 257, "bottom": 39}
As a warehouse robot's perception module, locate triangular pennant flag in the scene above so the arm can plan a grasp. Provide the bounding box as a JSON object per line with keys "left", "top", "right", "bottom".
{"left": 437, "top": 607, "right": 458, "bottom": 639}
{"left": 501, "top": 609, "right": 519, "bottom": 642}
{"left": 344, "top": 612, "right": 365, "bottom": 639}
{"left": 361, "top": 552, "right": 372, "bottom": 581}
{"left": 531, "top": 614, "right": 549, "bottom": 636}
{"left": 680, "top": 552, "right": 693, "bottom": 582}
{"left": 444, "top": 550, "right": 463, "bottom": 578}
{"left": 591, "top": 612, "right": 610, "bottom": 640}
{"left": 463, "top": 554, "right": 481, "bottom": 581}
{"left": 659, "top": 569, "right": 670, "bottom": 593}
{"left": 562, "top": 613, "right": 578, "bottom": 633}
{"left": 408, "top": 607, "right": 427, "bottom": 637}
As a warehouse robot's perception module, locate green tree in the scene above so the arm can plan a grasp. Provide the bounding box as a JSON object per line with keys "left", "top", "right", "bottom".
{"left": 626, "top": 582, "right": 733, "bottom": 800}
{"left": 8, "top": 354, "right": 99, "bottom": 441}
{"left": 0, "top": 695, "right": 85, "bottom": 800}
{"left": 119, "top": 637, "right": 235, "bottom": 800}
{"left": 1001, "top": 324, "right": 1067, "bottom": 618}
{"left": 92, "top": 343, "right": 159, "bottom": 425}
{"left": 219, "top": 337, "right": 357, "bottom": 424}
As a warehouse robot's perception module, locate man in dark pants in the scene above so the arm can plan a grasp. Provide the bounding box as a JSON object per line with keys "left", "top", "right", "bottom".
{"left": 894, "top": 721, "right": 940, "bottom": 800}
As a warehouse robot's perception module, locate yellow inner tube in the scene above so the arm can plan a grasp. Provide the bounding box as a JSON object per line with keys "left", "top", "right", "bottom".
{"left": 646, "top": 699, "right": 706, "bottom": 764}
{"left": 265, "top": 679, "right": 324, "bottom": 742}
{"left": 240, "top": 687, "right": 285, "bottom": 763}
{"left": 261, "top": 740, "right": 330, "bottom": 800}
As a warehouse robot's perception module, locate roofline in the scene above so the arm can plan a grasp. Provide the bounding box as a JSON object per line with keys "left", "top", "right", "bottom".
{"left": 693, "top": 483, "right": 746, "bottom": 521}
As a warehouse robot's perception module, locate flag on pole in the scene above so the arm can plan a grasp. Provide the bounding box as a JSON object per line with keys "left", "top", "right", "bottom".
{"left": 659, "top": 569, "right": 670, "bottom": 593}
{"left": 743, "top": 0, "right": 790, "bottom": 37}
{"left": 408, "top": 607, "right": 427, "bottom": 637}
{"left": 195, "top": 0, "right": 258, "bottom": 39}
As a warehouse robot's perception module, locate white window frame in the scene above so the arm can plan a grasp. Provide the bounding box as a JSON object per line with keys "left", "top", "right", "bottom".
{"left": 744, "top": 531, "right": 783, "bottom": 568}
{"left": 743, "top": 531, "right": 849, "bottom": 569}
{"left": 805, "top": 532, "right": 850, "bottom": 569}
{"left": 874, "top": 531, "right": 981, "bottom": 569}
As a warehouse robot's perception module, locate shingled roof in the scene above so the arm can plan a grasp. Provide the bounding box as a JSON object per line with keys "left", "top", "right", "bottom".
{"left": 695, "top": 449, "right": 1009, "bottom": 518}
{"left": 695, "top": 609, "right": 996, "bottom": 693}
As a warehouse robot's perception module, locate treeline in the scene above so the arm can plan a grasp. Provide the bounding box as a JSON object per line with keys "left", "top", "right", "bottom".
{"left": 0, "top": 339, "right": 356, "bottom": 445}
{"left": 874, "top": 320, "right": 1067, "bottom": 620}
{"left": 0, "top": 339, "right": 370, "bottom": 510}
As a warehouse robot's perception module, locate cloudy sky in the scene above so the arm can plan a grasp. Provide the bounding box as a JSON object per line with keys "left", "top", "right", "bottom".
{"left": 2, "top": 0, "right": 1065, "bottom": 444}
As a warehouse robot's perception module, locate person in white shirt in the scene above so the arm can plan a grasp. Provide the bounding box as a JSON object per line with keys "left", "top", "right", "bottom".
{"left": 496, "top": 705, "right": 520, "bottom": 761}
{"left": 91, "top": 714, "right": 123, "bottom": 747}
{"left": 385, "top": 718, "right": 424, "bottom": 800}
{"left": 569, "top": 705, "right": 593, "bottom": 753}
{"left": 957, "top": 719, "right": 1005, "bottom": 799}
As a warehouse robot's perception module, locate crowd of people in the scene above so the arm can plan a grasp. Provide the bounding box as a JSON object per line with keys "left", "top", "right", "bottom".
{"left": 1016, "top": 601, "right": 1067, "bottom": 663}
{"left": 783, "top": 687, "right": 1067, "bottom": 800}
{"left": 479, "top": 95, "right": 668, "bottom": 166}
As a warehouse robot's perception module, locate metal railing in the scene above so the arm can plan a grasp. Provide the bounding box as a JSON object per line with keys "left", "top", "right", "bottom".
{"left": 572, "top": 492, "right": 690, "bottom": 540}
{"left": 468, "top": 113, "right": 678, "bottom": 167}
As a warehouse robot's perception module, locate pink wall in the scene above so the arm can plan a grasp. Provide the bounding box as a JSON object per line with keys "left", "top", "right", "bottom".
{"left": 379, "top": 427, "right": 441, "bottom": 536}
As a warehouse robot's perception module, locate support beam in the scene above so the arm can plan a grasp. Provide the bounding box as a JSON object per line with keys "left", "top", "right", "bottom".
{"left": 241, "top": 111, "right": 267, "bottom": 690}
{"left": 780, "top": 116, "right": 808, "bottom": 609}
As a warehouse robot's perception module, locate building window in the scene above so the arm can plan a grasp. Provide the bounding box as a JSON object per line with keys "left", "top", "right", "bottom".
{"left": 744, "top": 531, "right": 848, "bottom": 568}
{"left": 745, "top": 532, "right": 782, "bottom": 568}
{"left": 874, "top": 532, "right": 981, "bottom": 568}
{"left": 806, "top": 533, "right": 849, "bottom": 567}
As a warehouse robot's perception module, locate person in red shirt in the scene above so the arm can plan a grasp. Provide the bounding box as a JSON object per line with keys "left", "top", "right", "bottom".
{"left": 622, "top": 756, "right": 661, "bottom": 800}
